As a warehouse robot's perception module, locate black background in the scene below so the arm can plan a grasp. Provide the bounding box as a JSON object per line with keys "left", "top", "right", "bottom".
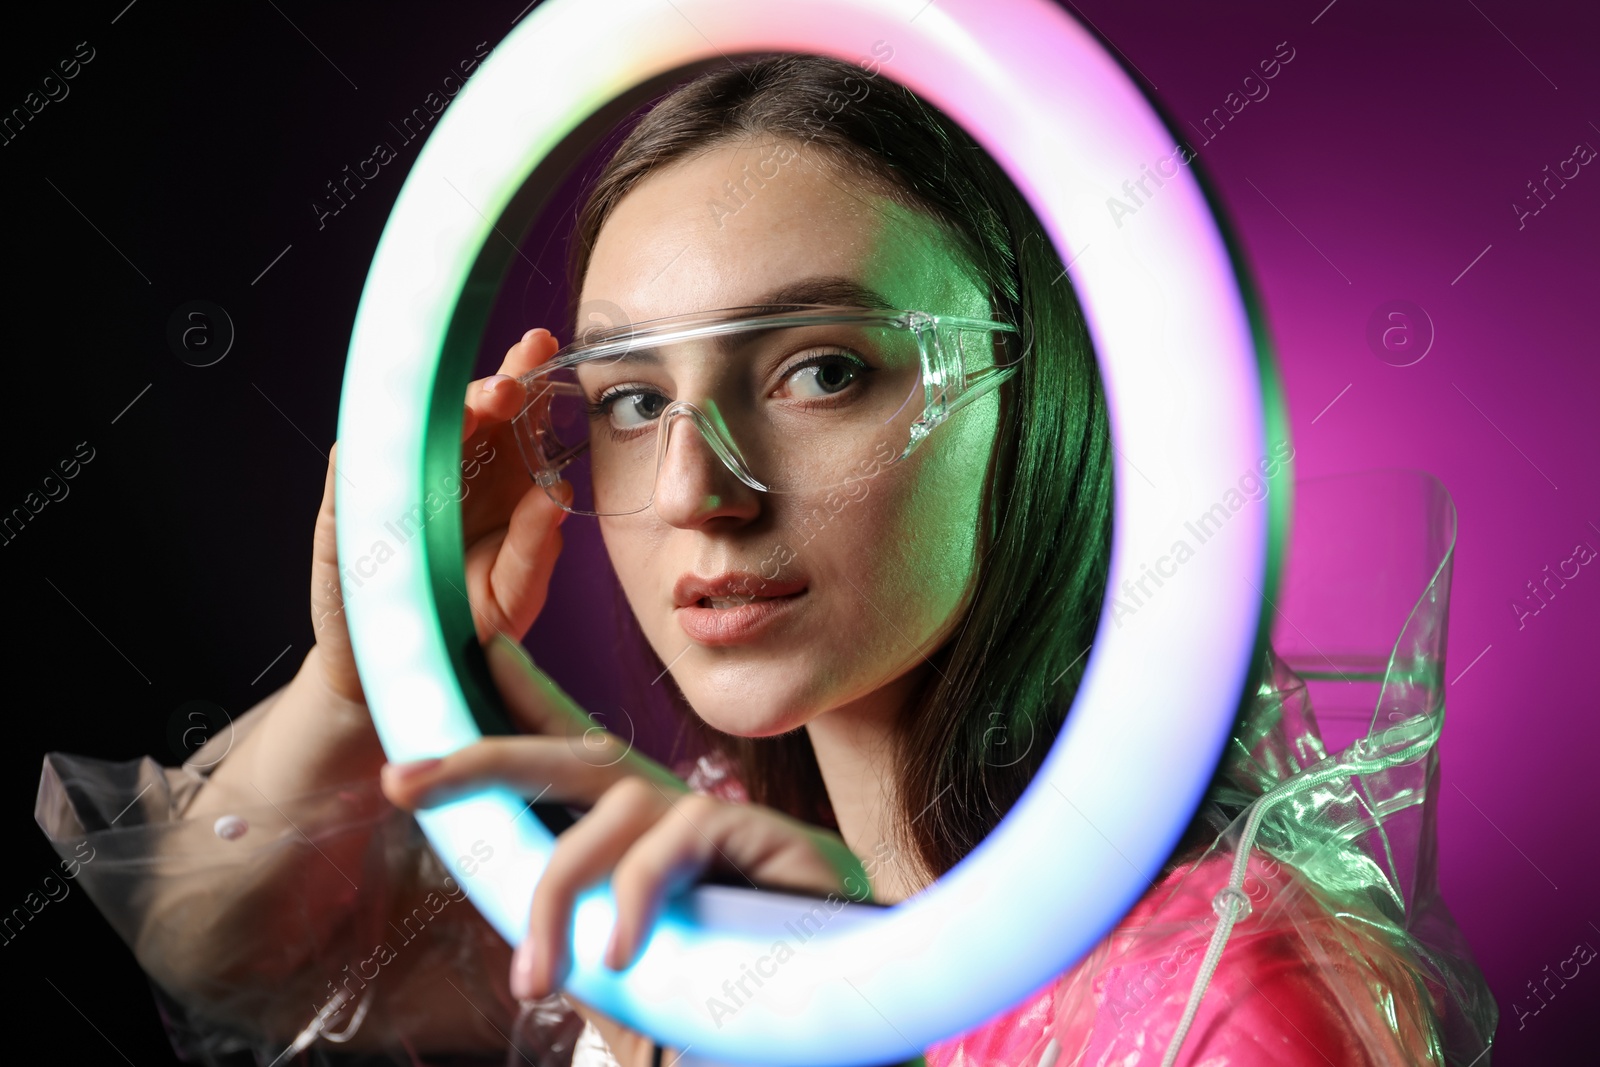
{"left": 4, "top": 3, "right": 557, "bottom": 1062}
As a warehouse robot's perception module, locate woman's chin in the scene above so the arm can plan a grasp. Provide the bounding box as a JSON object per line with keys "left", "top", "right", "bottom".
{"left": 682, "top": 688, "right": 817, "bottom": 740}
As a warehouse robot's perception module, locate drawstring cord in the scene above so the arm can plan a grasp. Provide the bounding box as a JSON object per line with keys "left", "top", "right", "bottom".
{"left": 266, "top": 984, "right": 374, "bottom": 1067}
{"left": 1157, "top": 716, "right": 1435, "bottom": 1067}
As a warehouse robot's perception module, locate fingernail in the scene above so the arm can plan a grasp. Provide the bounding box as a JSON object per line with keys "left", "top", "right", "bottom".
{"left": 604, "top": 928, "right": 625, "bottom": 970}
{"left": 482, "top": 374, "right": 512, "bottom": 397}
{"left": 511, "top": 937, "right": 538, "bottom": 999}
{"left": 384, "top": 757, "right": 441, "bottom": 782}
{"left": 521, "top": 328, "right": 538, "bottom": 343}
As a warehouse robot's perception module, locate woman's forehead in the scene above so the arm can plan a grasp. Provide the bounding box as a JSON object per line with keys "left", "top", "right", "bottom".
{"left": 580, "top": 141, "right": 988, "bottom": 323}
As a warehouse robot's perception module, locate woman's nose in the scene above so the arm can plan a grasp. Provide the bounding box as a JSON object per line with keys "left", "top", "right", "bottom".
{"left": 649, "top": 406, "right": 763, "bottom": 527}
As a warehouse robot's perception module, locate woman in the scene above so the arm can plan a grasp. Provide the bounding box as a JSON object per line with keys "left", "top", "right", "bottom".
{"left": 371, "top": 47, "right": 1113, "bottom": 1055}
{"left": 37, "top": 52, "right": 1486, "bottom": 1067}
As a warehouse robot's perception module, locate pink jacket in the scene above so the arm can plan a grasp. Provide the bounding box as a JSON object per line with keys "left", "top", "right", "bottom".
{"left": 680, "top": 751, "right": 1441, "bottom": 1066}
{"left": 923, "top": 848, "right": 1440, "bottom": 1067}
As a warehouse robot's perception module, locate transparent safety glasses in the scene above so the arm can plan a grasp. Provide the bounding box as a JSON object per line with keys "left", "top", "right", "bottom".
{"left": 509, "top": 304, "right": 1025, "bottom": 516}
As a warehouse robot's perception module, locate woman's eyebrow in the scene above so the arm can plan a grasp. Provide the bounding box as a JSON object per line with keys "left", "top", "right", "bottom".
{"left": 581, "top": 277, "right": 897, "bottom": 367}
{"left": 746, "top": 275, "right": 898, "bottom": 312}
{"left": 602, "top": 347, "right": 662, "bottom": 366}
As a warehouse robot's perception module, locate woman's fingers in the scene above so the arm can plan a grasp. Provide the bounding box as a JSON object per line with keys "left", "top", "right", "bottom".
{"left": 460, "top": 328, "right": 559, "bottom": 542}
{"left": 461, "top": 328, "right": 557, "bottom": 442}
{"left": 470, "top": 769, "right": 868, "bottom": 1004}
{"left": 378, "top": 734, "right": 629, "bottom": 811}
{"left": 503, "top": 327, "right": 559, "bottom": 377}
{"left": 462, "top": 484, "right": 567, "bottom": 645}
{"left": 452, "top": 328, "right": 571, "bottom": 644}
{"left": 459, "top": 372, "right": 523, "bottom": 443}
{"left": 605, "top": 802, "right": 871, "bottom": 970}
{"left": 604, "top": 794, "right": 727, "bottom": 970}
{"left": 309, "top": 440, "right": 364, "bottom": 705}
{"left": 460, "top": 446, "right": 566, "bottom": 571}
{"left": 515, "top": 777, "right": 675, "bottom": 999}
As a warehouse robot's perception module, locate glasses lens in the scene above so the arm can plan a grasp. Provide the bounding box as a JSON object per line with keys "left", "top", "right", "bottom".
{"left": 515, "top": 321, "right": 926, "bottom": 515}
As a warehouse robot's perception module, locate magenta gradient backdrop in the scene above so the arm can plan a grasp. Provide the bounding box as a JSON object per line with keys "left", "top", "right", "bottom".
{"left": 1069, "top": 3, "right": 1599, "bottom": 1061}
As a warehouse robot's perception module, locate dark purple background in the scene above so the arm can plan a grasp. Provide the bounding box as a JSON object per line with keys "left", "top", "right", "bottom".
{"left": 5, "top": 1, "right": 1595, "bottom": 1064}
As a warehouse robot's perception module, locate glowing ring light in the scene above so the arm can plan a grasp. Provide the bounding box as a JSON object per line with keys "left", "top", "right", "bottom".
{"left": 336, "top": 0, "right": 1285, "bottom": 1062}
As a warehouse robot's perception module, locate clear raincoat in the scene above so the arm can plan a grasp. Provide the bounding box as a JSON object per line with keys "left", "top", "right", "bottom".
{"left": 33, "top": 470, "right": 1497, "bottom": 1066}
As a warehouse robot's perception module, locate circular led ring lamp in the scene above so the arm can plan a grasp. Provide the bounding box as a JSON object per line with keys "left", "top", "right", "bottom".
{"left": 336, "top": 0, "right": 1285, "bottom": 1062}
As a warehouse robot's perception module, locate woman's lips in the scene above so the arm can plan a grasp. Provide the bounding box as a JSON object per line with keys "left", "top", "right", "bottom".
{"left": 675, "top": 588, "right": 807, "bottom": 646}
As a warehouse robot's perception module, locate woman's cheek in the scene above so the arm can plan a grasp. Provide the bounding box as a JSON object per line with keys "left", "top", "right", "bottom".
{"left": 599, "top": 519, "right": 676, "bottom": 657}
{"left": 846, "top": 466, "right": 972, "bottom": 653}
{"left": 894, "top": 418, "right": 993, "bottom": 631}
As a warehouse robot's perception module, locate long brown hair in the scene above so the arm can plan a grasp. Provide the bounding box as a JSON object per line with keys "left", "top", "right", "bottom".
{"left": 568, "top": 53, "right": 1113, "bottom": 885}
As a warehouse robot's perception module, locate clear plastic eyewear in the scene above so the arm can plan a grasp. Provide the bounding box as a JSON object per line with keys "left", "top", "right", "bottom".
{"left": 509, "top": 303, "right": 1025, "bottom": 516}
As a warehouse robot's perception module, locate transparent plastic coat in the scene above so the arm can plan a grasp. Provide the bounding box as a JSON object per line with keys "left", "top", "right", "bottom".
{"left": 924, "top": 470, "right": 1497, "bottom": 1067}
{"left": 33, "top": 471, "right": 1496, "bottom": 1066}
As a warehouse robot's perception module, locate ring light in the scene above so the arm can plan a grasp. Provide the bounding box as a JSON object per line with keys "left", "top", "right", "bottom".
{"left": 336, "top": 0, "right": 1285, "bottom": 1063}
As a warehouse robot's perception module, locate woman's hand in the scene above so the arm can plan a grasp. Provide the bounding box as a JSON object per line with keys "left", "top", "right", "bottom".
{"left": 380, "top": 635, "right": 870, "bottom": 1062}
{"left": 311, "top": 329, "right": 568, "bottom": 705}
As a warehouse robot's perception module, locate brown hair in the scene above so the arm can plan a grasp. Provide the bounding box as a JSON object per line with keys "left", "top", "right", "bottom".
{"left": 568, "top": 52, "right": 1113, "bottom": 885}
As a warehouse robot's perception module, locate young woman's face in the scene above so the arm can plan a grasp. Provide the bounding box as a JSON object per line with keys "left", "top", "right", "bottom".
{"left": 580, "top": 139, "right": 1001, "bottom": 738}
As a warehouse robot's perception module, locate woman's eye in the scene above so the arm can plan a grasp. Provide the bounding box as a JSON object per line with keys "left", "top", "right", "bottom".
{"left": 781, "top": 355, "right": 865, "bottom": 399}
{"left": 599, "top": 390, "right": 668, "bottom": 430}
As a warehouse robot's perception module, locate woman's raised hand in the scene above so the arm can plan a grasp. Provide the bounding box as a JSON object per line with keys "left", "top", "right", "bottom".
{"left": 456, "top": 329, "right": 575, "bottom": 646}
{"left": 310, "top": 329, "right": 568, "bottom": 706}
{"left": 380, "top": 635, "right": 870, "bottom": 1031}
